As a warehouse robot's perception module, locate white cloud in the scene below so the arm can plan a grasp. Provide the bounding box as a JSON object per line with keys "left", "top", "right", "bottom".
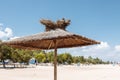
{"left": 0, "top": 30, "right": 6, "bottom": 38}
{"left": 82, "top": 42, "right": 110, "bottom": 52}
{"left": 96, "top": 42, "right": 110, "bottom": 49}
{"left": 0, "top": 23, "right": 13, "bottom": 40}
{"left": 115, "top": 45, "right": 120, "bottom": 52}
{"left": 10, "top": 36, "right": 19, "bottom": 40}
{"left": 5, "top": 28, "right": 13, "bottom": 37}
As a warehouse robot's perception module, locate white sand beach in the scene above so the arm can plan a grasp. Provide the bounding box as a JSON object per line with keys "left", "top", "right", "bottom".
{"left": 0, "top": 64, "right": 120, "bottom": 80}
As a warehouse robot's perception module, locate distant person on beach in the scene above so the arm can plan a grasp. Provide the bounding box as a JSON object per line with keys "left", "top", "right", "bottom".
{"left": 35, "top": 59, "right": 37, "bottom": 66}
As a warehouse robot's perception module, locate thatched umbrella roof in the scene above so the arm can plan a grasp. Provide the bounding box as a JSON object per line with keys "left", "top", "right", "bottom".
{"left": 4, "top": 29, "right": 100, "bottom": 50}
{"left": 3, "top": 18, "right": 100, "bottom": 80}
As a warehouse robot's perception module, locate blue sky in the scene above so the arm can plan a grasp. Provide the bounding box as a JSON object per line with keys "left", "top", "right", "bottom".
{"left": 0, "top": 0, "right": 120, "bottom": 62}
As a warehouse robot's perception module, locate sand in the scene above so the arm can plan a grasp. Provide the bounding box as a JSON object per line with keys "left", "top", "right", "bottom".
{"left": 0, "top": 64, "right": 120, "bottom": 80}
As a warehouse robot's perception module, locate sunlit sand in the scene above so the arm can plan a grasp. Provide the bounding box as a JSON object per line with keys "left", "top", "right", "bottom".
{"left": 0, "top": 64, "right": 120, "bottom": 80}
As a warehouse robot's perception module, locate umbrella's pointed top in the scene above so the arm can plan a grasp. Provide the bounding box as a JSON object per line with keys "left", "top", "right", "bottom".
{"left": 40, "top": 18, "right": 71, "bottom": 31}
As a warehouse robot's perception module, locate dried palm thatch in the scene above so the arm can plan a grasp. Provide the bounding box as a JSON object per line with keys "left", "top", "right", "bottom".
{"left": 40, "top": 18, "right": 70, "bottom": 31}
{"left": 3, "top": 29, "right": 100, "bottom": 50}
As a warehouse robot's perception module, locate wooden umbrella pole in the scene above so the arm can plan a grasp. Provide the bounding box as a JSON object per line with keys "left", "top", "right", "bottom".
{"left": 54, "top": 40, "right": 57, "bottom": 80}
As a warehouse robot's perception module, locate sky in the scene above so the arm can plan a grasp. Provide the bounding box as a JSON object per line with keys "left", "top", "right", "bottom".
{"left": 0, "top": 0, "right": 120, "bottom": 62}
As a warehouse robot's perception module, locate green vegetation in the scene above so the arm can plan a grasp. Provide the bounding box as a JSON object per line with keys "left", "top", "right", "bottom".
{"left": 0, "top": 40, "right": 110, "bottom": 68}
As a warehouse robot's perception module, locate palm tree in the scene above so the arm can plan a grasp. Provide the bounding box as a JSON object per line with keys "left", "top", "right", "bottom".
{"left": 0, "top": 40, "right": 5, "bottom": 68}
{"left": 0, "top": 40, "right": 12, "bottom": 68}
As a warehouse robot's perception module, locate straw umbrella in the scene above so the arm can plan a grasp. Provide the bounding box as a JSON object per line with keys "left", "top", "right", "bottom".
{"left": 3, "top": 18, "right": 100, "bottom": 80}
